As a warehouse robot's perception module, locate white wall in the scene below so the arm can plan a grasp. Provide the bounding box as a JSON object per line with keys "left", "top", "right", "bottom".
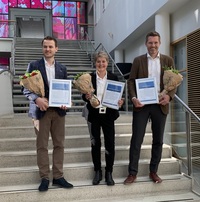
{"left": 94, "top": 0, "right": 168, "bottom": 53}
{"left": 125, "top": 0, "right": 200, "bottom": 63}
{"left": 0, "top": 39, "right": 13, "bottom": 52}
{"left": 93, "top": 0, "right": 199, "bottom": 64}
{"left": 171, "top": 0, "right": 200, "bottom": 41}
{"left": 125, "top": 33, "right": 147, "bottom": 63}
{"left": 0, "top": 71, "right": 14, "bottom": 117}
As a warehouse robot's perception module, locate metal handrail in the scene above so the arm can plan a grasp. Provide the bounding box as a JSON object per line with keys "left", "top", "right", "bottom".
{"left": 80, "top": 32, "right": 124, "bottom": 77}
{"left": 174, "top": 94, "right": 200, "bottom": 194}
{"left": 175, "top": 94, "right": 200, "bottom": 122}
{"left": 95, "top": 43, "right": 124, "bottom": 76}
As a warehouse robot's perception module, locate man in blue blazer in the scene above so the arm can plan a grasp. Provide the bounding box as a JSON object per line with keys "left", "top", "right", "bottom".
{"left": 23, "top": 36, "right": 73, "bottom": 191}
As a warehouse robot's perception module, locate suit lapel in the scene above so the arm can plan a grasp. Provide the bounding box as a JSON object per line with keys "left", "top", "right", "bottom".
{"left": 142, "top": 54, "right": 148, "bottom": 77}
{"left": 55, "top": 61, "right": 60, "bottom": 79}
{"left": 38, "top": 59, "right": 49, "bottom": 87}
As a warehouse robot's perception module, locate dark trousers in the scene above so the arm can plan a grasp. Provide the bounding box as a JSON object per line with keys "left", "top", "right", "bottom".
{"left": 89, "top": 113, "right": 115, "bottom": 173}
{"left": 128, "top": 104, "right": 167, "bottom": 175}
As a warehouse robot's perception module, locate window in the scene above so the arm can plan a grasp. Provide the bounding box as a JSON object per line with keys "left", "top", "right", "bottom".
{"left": 0, "top": 0, "right": 87, "bottom": 39}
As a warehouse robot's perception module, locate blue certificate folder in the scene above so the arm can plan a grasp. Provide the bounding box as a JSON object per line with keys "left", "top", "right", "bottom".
{"left": 52, "top": 83, "right": 69, "bottom": 91}
{"left": 135, "top": 77, "right": 158, "bottom": 104}
{"left": 49, "top": 79, "right": 72, "bottom": 107}
{"left": 107, "top": 84, "right": 122, "bottom": 93}
{"left": 102, "top": 80, "right": 125, "bottom": 110}
{"left": 138, "top": 81, "right": 155, "bottom": 89}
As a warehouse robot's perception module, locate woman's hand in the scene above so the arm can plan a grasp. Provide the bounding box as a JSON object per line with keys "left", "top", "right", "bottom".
{"left": 85, "top": 93, "right": 92, "bottom": 100}
{"left": 118, "top": 98, "right": 125, "bottom": 108}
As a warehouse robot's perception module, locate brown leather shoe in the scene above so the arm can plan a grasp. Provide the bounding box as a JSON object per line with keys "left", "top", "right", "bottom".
{"left": 124, "top": 174, "right": 137, "bottom": 185}
{"left": 149, "top": 172, "right": 162, "bottom": 183}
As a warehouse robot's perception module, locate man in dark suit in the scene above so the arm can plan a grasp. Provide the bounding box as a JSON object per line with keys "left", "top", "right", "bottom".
{"left": 124, "top": 31, "right": 177, "bottom": 184}
{"left": 23, "top": 36, "right": 73, "bottom": 191}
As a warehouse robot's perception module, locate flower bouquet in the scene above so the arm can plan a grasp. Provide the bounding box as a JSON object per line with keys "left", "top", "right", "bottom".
{"left": 19, "top": 70, "right": 45, "bottom": 97}
{"left": 72, "top": 72, "right": 100, "bottom": 108}
{"left": 159, "top": 66, "right": 183, "bottom": 98}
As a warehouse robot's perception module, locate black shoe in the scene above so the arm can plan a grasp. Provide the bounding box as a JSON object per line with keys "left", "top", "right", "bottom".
{"left": 92, "top": 170, "right": 102, "bottom": 185}
{"left": 38, "top": 178, "right": 49, "bottom": 192}
{"left": 52, "top": 177, "right": 73, "bottom": 188}
{"left": 105, "top": 172, "right": 115, "bottom": 186}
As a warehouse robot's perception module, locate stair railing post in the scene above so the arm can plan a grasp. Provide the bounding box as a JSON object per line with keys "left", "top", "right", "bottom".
{"left": 185, "top": 111, "right": 192, "bottom": 176}
{"left": 125, "top": 80, "right": 129, "bottom": 112}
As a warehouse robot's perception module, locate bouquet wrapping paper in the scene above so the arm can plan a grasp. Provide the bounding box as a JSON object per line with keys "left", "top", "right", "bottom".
{"left": 159, "top": 67, "right": 183, "bottom": 98}
{"left": 20, "top": 70, "right": 45, "bottom": 97}
{"left": 73, "top": 73, "right": 100, "bottom": 108}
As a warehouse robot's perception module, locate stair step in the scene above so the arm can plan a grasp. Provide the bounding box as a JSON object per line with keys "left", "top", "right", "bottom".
{"left": 0, "top": 133, "right": 153, "bottom": 151}
{"left": 13, "top": 105, "right": 84, "bottom": 113}
{"left": 13, "top": 99, "right": 84, "bottom": 105}
{"left": 13, "top": 94, "right": 82, "bottom": 99}
{"left": 0, "top": 175, "right": 195, "bottom": 202}
{"left": 0, "top": 144, "right": 172, "bottom": 168}
{"left": 0, "top": 159, "right": 180, "bottom": 186}
{"left": 0, "top": 112, "right": 133, "bottom": 126}
{"left": 0, "top": 124, "right": 133, "bottom": 138}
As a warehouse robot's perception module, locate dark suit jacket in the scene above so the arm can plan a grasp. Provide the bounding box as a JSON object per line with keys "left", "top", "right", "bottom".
{"left": 127, "top": 53, "right": 177, "bottom": 115}
{"left": 23, "top": 58, "right": 67, "bottom": 119}
{"left": 82, "top": 71, "right": 120, "bottom": 122}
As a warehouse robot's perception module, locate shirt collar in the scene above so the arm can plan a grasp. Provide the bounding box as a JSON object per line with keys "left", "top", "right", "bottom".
{"left": 44, "top": 57, "right": 55, "bottom": 66}
{"left": 147, "top": 52, "right": 160, "bottom": 59}
{"left": 96, "top": 71, "right": 107, "bottom": 80}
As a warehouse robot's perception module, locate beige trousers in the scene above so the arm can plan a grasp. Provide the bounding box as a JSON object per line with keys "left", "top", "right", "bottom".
{"left": 33, "top": 108, "right": 65, "bottom": 180}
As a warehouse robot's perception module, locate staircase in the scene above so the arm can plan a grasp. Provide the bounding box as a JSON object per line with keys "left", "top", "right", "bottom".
{"left": 13, "top": 38, "right": 93, "bottom": 113}
{"left": 0, "top": 112, "right": 199, "bottom": 201}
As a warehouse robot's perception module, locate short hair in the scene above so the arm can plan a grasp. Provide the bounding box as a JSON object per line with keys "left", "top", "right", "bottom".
{"left": 41, "top": 36, "right": 58, "bottom": 47}
{"left": 145, "top": 31, "right": 161, "bottom": 43}
{"left": 94, "top": 51, "right": 109, "bottom": 63}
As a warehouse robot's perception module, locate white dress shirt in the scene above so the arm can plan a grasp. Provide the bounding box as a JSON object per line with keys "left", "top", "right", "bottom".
{"left": 147, "top": 53, "right": 161, "bottom": 92}
{"left": 96, "top": 71, "right": 107, "bottom": 108}
{"left": 44, "top": 58, "right": 55, "bottom": 86}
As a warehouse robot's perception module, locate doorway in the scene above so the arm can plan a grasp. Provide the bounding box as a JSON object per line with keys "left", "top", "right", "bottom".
{"left": 10, "top": 8, "right": 52, "bottom": 38}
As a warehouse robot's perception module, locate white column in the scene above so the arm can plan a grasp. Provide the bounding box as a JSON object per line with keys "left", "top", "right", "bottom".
{"left": 155, "top": 13, "right": 170, "bottom": 55}
{"left": 0, "top": 72, "right": 14, "bottom": 117}
{"left": 114, "top": 49, "right": 124, "bottom": 63}
{"left": 155, "top": 13, "right": 172, "bottom": 139}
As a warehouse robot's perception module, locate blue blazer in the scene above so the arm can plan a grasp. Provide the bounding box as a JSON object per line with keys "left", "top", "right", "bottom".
{"left": 23, "top": 58, "right": 67, "bottom": 119}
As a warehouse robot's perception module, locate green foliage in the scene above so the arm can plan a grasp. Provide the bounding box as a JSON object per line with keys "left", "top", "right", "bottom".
{"left": 162, "top": 65, "right": 179, "bottom": 74}
{"left": 19, "top": 70, "right": 40, "bottom": 80}
{"left": 74, "top": 72, "right": 90, "bottom": 80}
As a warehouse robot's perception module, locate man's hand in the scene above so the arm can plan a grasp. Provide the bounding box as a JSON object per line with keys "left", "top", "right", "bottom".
{"left": 35, "top": 97, "right": 49, "bottom": 111}
{"left": 132, "top": 98, "right": 144, "bottom": 108}
{"left": 60, "top": 105, "right": 67, "bottom": 110}
{"left": 159, "top": 94, "right": 170, "bottom": 106}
